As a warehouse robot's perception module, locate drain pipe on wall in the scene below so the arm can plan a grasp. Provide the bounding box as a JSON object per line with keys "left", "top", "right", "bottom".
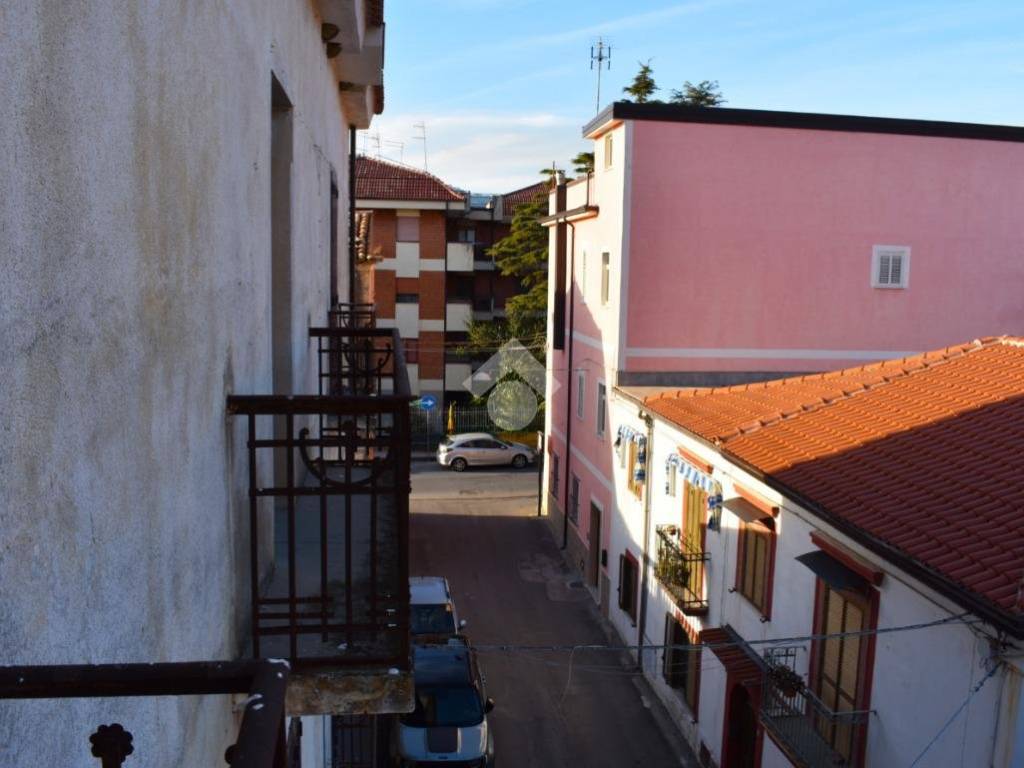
{"left": 561, "top": 218, "right": 577, "bottom": 551}
{"left": 348, "top": 126, "right": 357, "bottom": 304}
{"left": 635, "top": 408, "right": 655, "bottom": 672}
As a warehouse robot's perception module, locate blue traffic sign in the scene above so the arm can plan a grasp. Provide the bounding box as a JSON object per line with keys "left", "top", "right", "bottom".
{"left": 420, "top": 395, "right": 438, "bottom": 410}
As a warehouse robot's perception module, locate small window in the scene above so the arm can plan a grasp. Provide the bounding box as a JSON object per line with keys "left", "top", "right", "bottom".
{"left": 596, "top": 382, "right": 607, "bottom": 437}
{"left": 604, "top": 134, "right": 613, "bottom": 169}
{"left": 569, "top": 475, "right": 580, "bottom": 525}
{"left": 618, "top": 553, "right": 638, "bottom": 621}
{"left": 550, "top": 454, "right": 560, "bottom": 497}
{"left": 663, "top": 614, "right": 700, "bottom": 715}
{"left": 396, "top": 293, "right": 419, "bottom": 304}
{"left": 871, "top": 245, "right": 910, "bottom": 289}
{"left": 601, "top": 252, "right": 610, "bottom": 305}
{"left": 736, "top": 518, "right": 775, "bottom": 617}
{"left": 397, "top": 215, "right": 420, "bottom": 243}
{"left": 576, "top": 371, "right": 585, "bottom": 419}
{"left": 458, "top": 227, "right": 475, "bottom": 243}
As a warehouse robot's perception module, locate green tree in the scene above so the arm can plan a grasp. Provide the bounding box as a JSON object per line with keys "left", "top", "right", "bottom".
{"left": 463, "top": 192, "right": 549, "bottom": 359}
{"left": 623, "top": 60, "right": 658, "bottom": 103}
{"left": 670, "top": 80, "right": 725, "bottom": 107}
{"left": 571, "top": 151, "right": 595, "bottom": 175}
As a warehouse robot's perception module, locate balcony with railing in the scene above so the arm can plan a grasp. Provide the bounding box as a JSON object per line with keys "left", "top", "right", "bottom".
{"left": 446, "top": 242, "right": 474, "bottom": 271}
{"left": 226, "top": 320, "right": 413, "bottom": 715}
{"left": 0, "top": 660, "right": 289, "bottom": 767}
{"left": 760, "top": 656, "right": 869, "bottom": 768}
{"left": 654, "top": 525, "right": 710, "bottom": 615}
{"left": 329, "top": 302, "right": 377, "bottom": 330}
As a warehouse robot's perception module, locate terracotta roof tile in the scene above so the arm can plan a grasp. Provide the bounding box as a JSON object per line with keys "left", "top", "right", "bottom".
{"left": 644, "top": 337, "right": 1024, "bottom": 633}
{"left": 501, "top": 181, "right": 549, "bottom": 212}
{"left": 355, "top": 156, "right": 464, "bottom": 203}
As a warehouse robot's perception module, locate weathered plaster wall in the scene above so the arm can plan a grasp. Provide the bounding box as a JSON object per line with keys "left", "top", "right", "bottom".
{"left": 0, "top": 1, "right": 353, "bottom": 764}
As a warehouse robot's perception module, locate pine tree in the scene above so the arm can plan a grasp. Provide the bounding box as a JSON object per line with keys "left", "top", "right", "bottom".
{"left": 670, "top": 80, "right": 725, "bottom": 107}
{"left": 623, "top": 60, "right": 658, "bottom": 103}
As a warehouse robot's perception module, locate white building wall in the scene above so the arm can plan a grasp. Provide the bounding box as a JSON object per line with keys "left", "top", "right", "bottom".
{"left": 601, "top": 395, "right": 1019, "bottom": 768}
{"left": 0, "top": 2, "right": 361, "bottom": 765}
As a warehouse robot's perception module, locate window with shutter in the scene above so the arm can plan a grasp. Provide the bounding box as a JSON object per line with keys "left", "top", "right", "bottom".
{"left": 812, "top": 583, "right": 872, "bottom": 764}
{"left": 736, "top": 519, "right": 775, "bottom": 616}
{"left": 871, "top": 245, "right": 910, "bottom": 288}
{"left": 627, "top": 441, "right": 641, "bottom": 498}
{"left": 618, "top": 554, "right": 638, "bottom": 621}
{"left": 663, "top": 613, "right": 701, "bottom": 716}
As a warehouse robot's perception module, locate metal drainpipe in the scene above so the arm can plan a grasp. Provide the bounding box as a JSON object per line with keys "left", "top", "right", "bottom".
{"left": 561, "top": 219, "right": 577, "bottom": 551}
{"left": 636, "top": 409, "right": 655, "bottom": 672}
{"left": 442, "top": 200, "right": 450, "bottom": 426}
{"left": 348, "top": 126, "right": 357, "bottom": 304}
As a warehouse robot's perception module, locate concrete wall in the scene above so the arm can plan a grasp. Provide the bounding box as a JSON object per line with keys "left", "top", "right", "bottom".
{"left": 625, "top": 119, "right": 1024, "bottom": 373}
{"left": 0, "top": 1, "right": 356, "bottom": 764}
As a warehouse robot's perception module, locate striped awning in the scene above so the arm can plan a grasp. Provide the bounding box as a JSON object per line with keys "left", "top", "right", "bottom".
{"left": 665, "top": 453, "right": 717, "bottom": 494}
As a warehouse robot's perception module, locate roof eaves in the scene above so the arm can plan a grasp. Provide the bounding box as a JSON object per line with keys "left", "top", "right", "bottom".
{"left": 598, "top": 102, "right": 1024, "bottom": 144}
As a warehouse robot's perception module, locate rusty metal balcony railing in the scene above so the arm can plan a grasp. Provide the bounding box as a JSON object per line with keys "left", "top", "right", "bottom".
{"left": 329, "top": 302, "right": 377, "bottom": 330}
{"left": 760, "top": 661, "right": 869, "bottom": 768}
{"left": 0, "top": 660, "right": 289, "bottom": 767}
{"left": 226, "top": 329, "right": 412, "bottom": 670}
{"left": 655, "top": 525, "right": 710, "bottom": 615}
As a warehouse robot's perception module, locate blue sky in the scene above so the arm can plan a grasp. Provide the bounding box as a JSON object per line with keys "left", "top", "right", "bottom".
{"left": 366, "top": 0, "right": 1024, "bottom": 192}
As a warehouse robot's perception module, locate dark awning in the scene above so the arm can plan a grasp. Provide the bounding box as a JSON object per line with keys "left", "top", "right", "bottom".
{"left": 723, "top": 497, "right": 772, "bottom": 525}
{"left": 796, "top": 550, "right": 868, "bottom": 592}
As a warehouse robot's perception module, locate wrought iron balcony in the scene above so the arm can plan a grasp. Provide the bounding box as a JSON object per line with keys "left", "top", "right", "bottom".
{"left": 226, "top": 328, "right": 412, "bottom": 677}
{"left": 654, "top": 525, "right": 710, "bottom": 615}
{"left": 760, "top": 662, "right": 869, "bottom": 768}
{"left": 0, "top": 660, "right": 289, "bottom": 767}
{"left": 328, "top": 302, "right": 377, "bottom": 330}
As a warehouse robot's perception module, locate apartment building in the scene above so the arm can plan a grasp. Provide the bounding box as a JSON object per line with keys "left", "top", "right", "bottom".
{"left": 542, "top": 101, "right": 1024, "bottom": 609}
{"left": 606, "top": 338, "right": 1024, "bottom": 767}
{"left": 355, "top": 156, "right": 545, "bottom": 400}
{"left": 540, "top": 101, "right": 1024, "bottom": 765}
{"left": 0, "top": 2, "right": 405, "bottom": 766}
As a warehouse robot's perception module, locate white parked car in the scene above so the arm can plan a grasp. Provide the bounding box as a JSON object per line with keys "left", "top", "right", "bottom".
{"left": 437, "top": 433, "right": 535, "bottom": 472}
{"left": 410, "top": 576, "right": 465, "bottom": 638}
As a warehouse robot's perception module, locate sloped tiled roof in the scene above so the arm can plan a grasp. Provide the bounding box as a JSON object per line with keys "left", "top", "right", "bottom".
{"left": 645, "top": 337, "right": 1024, "bottom": 634}
{"left": 355, "top": 156, "right": 464, "bottom": 203}
{"left": 502, "top": 181, "right": 549, "bottom": 212}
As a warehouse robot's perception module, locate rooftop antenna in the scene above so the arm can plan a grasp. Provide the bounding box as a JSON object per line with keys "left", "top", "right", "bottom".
{"left": 360, "top": 131, "right": 368, "bottom": 155}
{"left": 590, "top": 37, "right": 612, "bottom": 114}
{"left": 412, "top": 121, "right": 428, "bottom": 171}
{"left": 368, "top": 130, "right": 382, "bottom": 159}
{"left": 384, "top": 139, "right": 405, "bottom": 164}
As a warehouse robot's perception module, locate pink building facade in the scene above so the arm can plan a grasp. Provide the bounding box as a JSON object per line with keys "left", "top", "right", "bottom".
{"left": 541, "top": 102, "right": 1024, "bottom": 621}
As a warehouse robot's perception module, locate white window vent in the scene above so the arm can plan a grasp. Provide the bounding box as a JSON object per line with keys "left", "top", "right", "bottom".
{"left": 872, "top": 245, "right": 910, "bottom": 289}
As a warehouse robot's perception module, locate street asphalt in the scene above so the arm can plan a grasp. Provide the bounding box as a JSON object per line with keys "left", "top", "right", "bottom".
{"left": 409, "top": 462, "right": 699, "bottom": 768}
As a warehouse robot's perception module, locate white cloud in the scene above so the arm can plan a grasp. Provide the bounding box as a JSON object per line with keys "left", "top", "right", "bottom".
{"left": 361, "top": 111, "right": 587, "bottom": 192}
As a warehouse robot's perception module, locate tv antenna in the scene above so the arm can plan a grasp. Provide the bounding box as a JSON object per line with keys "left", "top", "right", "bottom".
{"left": 368, "top": 130, "right": 382, "bottom": 158}
{"left": 590, "top": 37, "right": 612, "bottom": 114}
{"left": 412, "top": 121, "right": 428, "bottom": 171}
{"left": 384, "top": 139, "right": 405, "bottom": 164}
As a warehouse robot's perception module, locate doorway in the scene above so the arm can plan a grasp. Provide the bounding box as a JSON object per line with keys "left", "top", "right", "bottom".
{"left": 587, "top": 502, "right": 601, "bottom": 588}
{"left": 723, "top": 682, "right": 759, "bottom": 768}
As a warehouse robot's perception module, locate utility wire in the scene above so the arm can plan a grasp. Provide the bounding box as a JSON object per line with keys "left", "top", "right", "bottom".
{"left": 906, "top": 660, "right": 1003, "bottom": 767}
{"left": 422, "top": 613, "right": 979, "bottom": 656}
